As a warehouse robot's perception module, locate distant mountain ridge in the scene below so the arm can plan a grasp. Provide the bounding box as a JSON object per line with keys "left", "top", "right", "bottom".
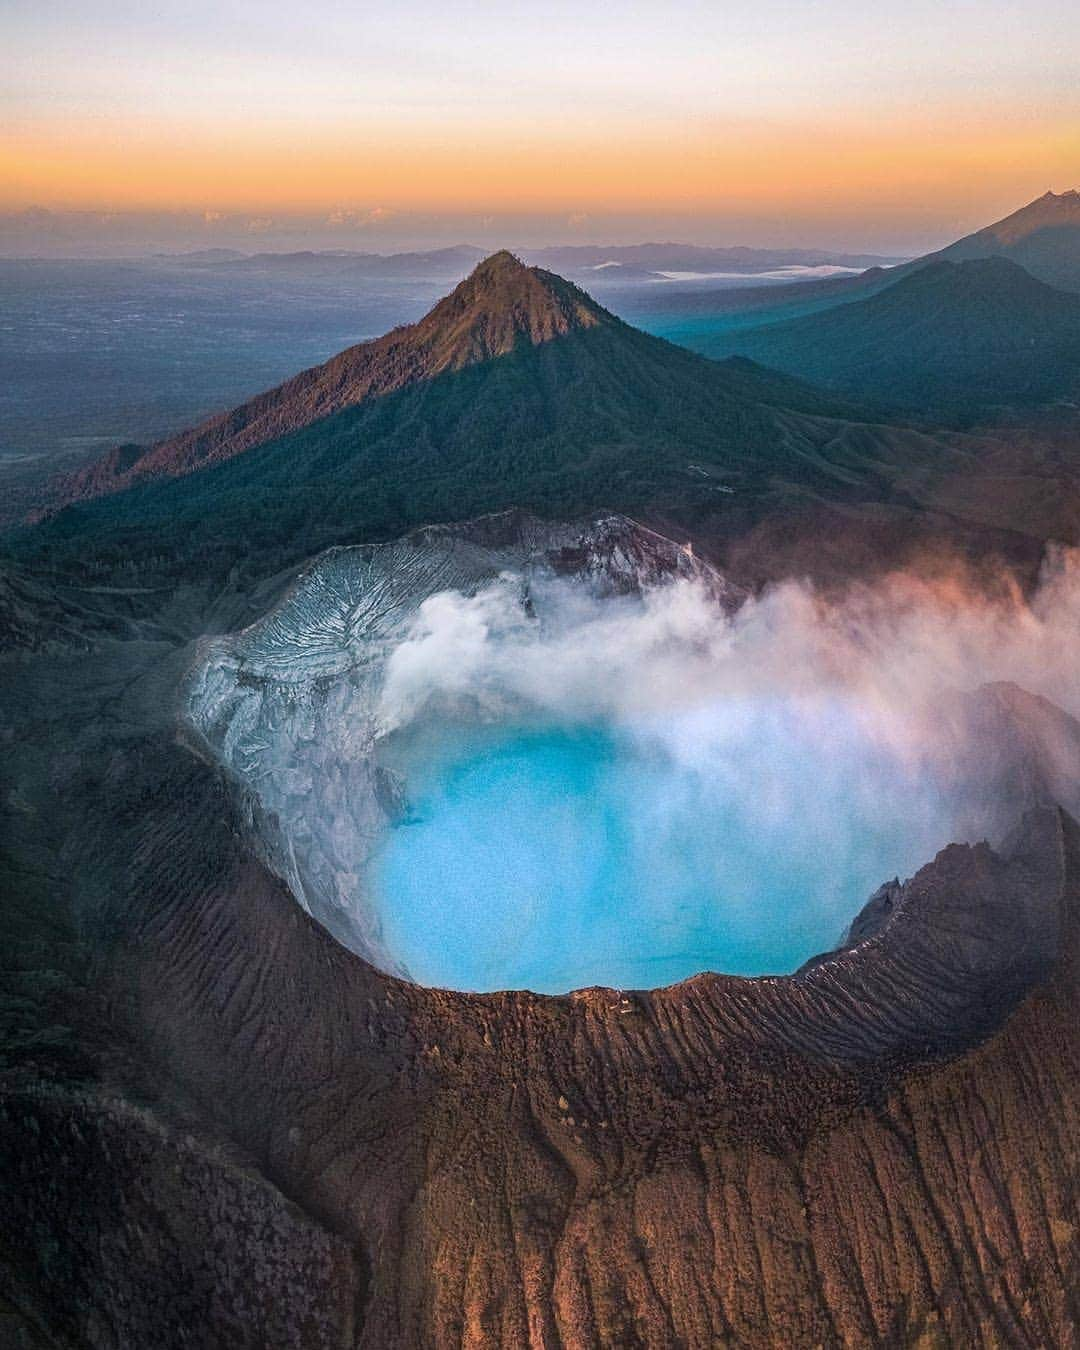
{"left": 164, "top": 243, "right": 486, "bottom": 274}
{"left": 159, "top": 240, "right": 900, "bottom": 277}
{"left": 687, "top": 256, "right": 1080, "bottom": 415}
{"left": 929, "top": 189, "right": 1080, "bottom": 291}
{"left": 614, "top": 189, "right": 1080, "bottom": 357}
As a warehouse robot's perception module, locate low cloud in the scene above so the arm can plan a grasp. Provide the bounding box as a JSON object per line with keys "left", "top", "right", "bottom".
{"left": 377, "top": 547, "right": 1080, "bottom": 925}
{"left": 326, "top": 206, "right": 395, "bottom": 228}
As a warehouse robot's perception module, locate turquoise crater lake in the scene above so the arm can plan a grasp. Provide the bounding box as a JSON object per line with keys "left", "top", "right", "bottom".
{"left": 373, "top": 711, "right": 949, "bottom": 994}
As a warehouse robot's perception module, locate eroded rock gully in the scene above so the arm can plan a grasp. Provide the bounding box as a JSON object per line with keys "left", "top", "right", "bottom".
{"left": 93, "top": 767, "right": 1080, "bottom": 1347}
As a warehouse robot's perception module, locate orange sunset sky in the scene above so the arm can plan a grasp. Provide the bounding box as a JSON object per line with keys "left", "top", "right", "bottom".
{"left": 4, "top": 0, "right": 1078, "bottom": 252}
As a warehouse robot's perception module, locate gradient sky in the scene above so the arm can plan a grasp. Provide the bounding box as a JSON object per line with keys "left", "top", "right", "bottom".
{"left": 4, "top": 0, "right": 1079, "bottom": 251}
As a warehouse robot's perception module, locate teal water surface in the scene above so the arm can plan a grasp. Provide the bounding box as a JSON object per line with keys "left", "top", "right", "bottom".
{"left": 373, "top": 711, "right": 947, "bottom": 993}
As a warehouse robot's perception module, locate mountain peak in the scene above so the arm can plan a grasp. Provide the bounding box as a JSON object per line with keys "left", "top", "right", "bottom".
{"left": 416, "top": 251, "right": 609, "bottom": 367}
{"left": 471, "top": 249, "right": 529, "bottom": 277}
{"left": 980, "top": 188, "right": 1080, "bottom": 245}
{"left": 931, "top": 189, "right": 1080, "bottom": 292}
{"left": 55, "top": 255, "right": 616, "bottom": 504}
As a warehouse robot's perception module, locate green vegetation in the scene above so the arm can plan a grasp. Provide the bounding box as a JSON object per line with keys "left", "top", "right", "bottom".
{"left": 684, "top": 258, "right": 1080, "bottom": 418}
{"left": 7, "top": 325, "right": 886, "bottom": 582}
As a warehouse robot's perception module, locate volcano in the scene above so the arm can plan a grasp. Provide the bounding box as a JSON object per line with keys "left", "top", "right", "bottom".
{"left": 37, "top": 252, "right": 971, "bottom": 580}
{"left": 930, "top": 188, "right": 1080, "bottom": 292}
{"left": 697, "top": 256, "right": 1080, "bottom": 414}
{"left": 62, "top": 251, "right": 610, "bottom": 495}
{"left": 5, "top": 502, "right": 1080, "bottom": 1347}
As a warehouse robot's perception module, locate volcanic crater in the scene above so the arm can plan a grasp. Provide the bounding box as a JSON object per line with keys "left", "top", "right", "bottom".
{"left": 184, "top": 511, "right": 1080, "bottom": 1003}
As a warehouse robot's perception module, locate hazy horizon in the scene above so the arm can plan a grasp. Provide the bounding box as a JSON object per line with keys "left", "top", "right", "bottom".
{"left": 6, "top": 1, "right": 1078, "bottom": 258}
{"left": 0, "top": 193, "right": 1073, "bottom": 261}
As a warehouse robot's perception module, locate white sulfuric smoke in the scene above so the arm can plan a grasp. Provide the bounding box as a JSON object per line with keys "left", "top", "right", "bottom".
{"left": 189, "top": 539, "right": 1080, "bottom": 991}
{"left": 377, "top": 544, "right": 1080, "bottom": 791}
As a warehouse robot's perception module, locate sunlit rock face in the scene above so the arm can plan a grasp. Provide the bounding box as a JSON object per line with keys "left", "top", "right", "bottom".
{"left": 185, "top": 512, "right": 1080, "bottom": 993}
